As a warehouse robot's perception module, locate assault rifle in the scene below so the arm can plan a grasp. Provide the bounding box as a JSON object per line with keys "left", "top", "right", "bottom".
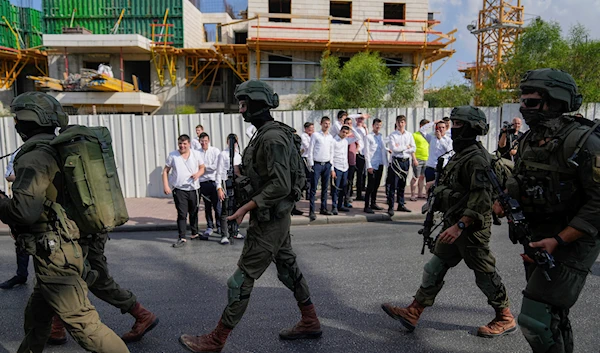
{"left": 419, "top": 157, "right": 444, "bottom": 254}
{"left": 486, "top": 163, "right": 555, "bottom": 281}
{"left": 225, "top": 134, "right": 238, "bottom": 244}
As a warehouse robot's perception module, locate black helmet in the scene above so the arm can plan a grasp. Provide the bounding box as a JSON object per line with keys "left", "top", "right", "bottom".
{"left": 450, "top": 106, "right": 489, "bottom": 136}
{"left": 519, "top": 68, "right": 582, "bottom": 112}
{"left": 11, "top": 92, "right": 69, "bottom": 128}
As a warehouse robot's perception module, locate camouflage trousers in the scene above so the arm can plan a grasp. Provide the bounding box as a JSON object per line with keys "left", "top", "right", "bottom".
{"left": 221, "top": 214, "right": 311, "bottom": 328}
{"left": 415, "top": 227, "right": 510, "bottom": 309}
{"left": 521, "top": 234, "right": 600, "bottom": 353}
{"left": 17, "top": 231, "right": 129, "bottom": 353}
{"left": 80, "top": 233, "right": 137, "bottom": 314}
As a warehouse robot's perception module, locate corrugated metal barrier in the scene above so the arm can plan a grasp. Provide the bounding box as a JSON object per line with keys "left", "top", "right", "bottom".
{"left": 1, "top": 105, "right": 598, "bottom": 198}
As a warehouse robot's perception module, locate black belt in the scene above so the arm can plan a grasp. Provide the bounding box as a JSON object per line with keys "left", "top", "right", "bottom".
{"left": 393, "top": 157, "right": 410, "bottom": 162}
{"left": 314, "top": 161, "right": 330, "bottom": 165}
{"left": 200, "top": 180, "right": 216, "bottom": 184}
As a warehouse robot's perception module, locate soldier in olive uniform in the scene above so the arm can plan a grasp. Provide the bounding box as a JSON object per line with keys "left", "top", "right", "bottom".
{"left": 495, "top": 69, "right": 600, "bottom": 353}
{"left": 0, "top": 92, "right": 129, "bottom": 353}
{"left": 179, "top": 80, "right": 322, "bottom": 353}
{"left": 381, "top": 106, "right": 518, "bottom": 338}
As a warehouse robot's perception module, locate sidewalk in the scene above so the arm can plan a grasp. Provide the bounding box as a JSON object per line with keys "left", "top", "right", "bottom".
{"left": 0, "top": 189, "right": 427, "bottom": 235}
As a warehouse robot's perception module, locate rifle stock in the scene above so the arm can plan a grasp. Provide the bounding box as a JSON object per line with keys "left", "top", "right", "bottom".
{"left": 225, "top": 135, "right": 238, "bottom": 244}
{"left": 419, "top": 157, "right": 444, "bottom": 255}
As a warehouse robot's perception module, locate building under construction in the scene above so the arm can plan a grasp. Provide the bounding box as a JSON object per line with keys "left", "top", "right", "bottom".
{"left": 0, "top": 0, "right": 456, "bottom": 114}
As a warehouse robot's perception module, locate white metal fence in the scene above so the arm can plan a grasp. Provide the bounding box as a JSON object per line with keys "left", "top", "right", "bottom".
{"left": 2, "top": 104, "right": 598, "bottom": 198}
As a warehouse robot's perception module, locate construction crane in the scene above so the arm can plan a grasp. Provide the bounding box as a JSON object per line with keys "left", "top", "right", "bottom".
{"left": 460, "top": 0, "right": 524, "bottom": 90}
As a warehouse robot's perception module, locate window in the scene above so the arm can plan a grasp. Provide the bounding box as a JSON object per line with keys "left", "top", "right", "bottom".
{"left": 234, "top": 31, "right": 247, "bottom": 44}
{"left": 268, "top": 55, "right": 292, "bottom": 78}
{"left": 383, "top": 3, "right": 406, "bottom": 26}
{"left": 269, "top": 0, "right": 291, "bottom": 23}
{"left": 385, "top": 58, "right": 404, "bottom": 75}
{"left": 330, "top": 1, "right": 351, "bottom": 24}
{"left": 338, "top": 57, "right": 350, "bottom": 67}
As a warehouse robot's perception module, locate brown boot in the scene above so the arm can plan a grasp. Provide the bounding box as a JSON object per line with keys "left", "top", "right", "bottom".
{"left": 121, "top": 302, "right": 159, "bottom": 343}
{"left": 381, "top": 299, "right": 425, "bottom": 332}
{"left": 279, "top": 303, "right": 323, "bottom": 340}
{"left": 179, "top": 319, "right": 232, "bottom": 353}
{"left": 477, "top": 307, "right": 518, "bottom": 338}
{"left": 47, "top": 315, "right": 67, "bottom": 345}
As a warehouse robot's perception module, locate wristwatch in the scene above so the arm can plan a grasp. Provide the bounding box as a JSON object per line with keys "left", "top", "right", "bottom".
{"left": 457, "top": 221, "right": 467, "bottom": 230}
{"left": 554, "top": 235, "right": 567, "bottom": 247}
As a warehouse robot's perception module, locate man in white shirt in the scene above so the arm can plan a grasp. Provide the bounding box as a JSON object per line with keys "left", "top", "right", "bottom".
{"left": 198, "top": 132, "right": 222, "bottom": 237}
{"left": 216, "top": 133, "right": 244, "bottom": 245}
{"left": 300, "top": 121, "right": 314, "bottom": 202}
{"left": 386, "top": 115, "right": 416, "bottom": 216}
{"left": 330, "top": 110, "right": 346, "bottom": 137}
{"left": 191, "top": 124, "right": 204, "bottom": 151}
{"left": 331, "top": 125, "right": 358, "bottom": 214}
{"left": 307, "top": 116, "right": 335, "bottom": 221}
{"left": 162, "top": 134, "right": 206, "bottom": 247}
{"left": 352, "top": 114, "right": 369, "bottom": 201}
{"left": 420, "top": 120, "right": 453, "bottom": 188}
{"left": 363, "top": 118, "right": 387, "bottom": 214}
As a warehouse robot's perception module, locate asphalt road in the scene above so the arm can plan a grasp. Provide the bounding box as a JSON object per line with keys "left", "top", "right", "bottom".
{"left": 1, "top": 221, "right": 599, "bottom": 353}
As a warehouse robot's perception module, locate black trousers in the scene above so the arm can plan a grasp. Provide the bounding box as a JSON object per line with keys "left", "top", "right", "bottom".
{"left": 200, "top": 180, "right": 222, "bottom": 230}
{"left": 345, "top": 164, "right": 357, "bottom": 202}
{"left": 364, "top": 165, "right": 384, "bottom": 208}
{"left": 355, "top": 154, "right": 366, "bottom": 198}
{"left": 173, "top": 188, "right": 199, "bottom": 238}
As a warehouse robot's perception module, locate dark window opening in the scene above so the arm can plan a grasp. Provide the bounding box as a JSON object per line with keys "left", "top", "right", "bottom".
{"left": 202, "top": 68, "right": 223, "bottom": 86}
{"left": 124, "top": 61, "right": 152, "bottom": 93}
{"left": 83, "top": 61, "right": 104, "bottom": 70}
{"left": 268, "top": 55, "right": 292, "bottom": 78}
{"left": 269, "top": 0, "right": 291, "bottom": 23}
{"left": 338, "top": 57, "right": 350, "bottom": 67}
{"left": 330, "top": 1, "right": 351, "bottom": 24}
{"left": 235, "top": 31, "right": 247, "bottom": 44}
{"left": 383, "top": 3, "right": 406, "bottom": 26}
{"left": 385, "top": 58, "right": 404, "bottom": 75}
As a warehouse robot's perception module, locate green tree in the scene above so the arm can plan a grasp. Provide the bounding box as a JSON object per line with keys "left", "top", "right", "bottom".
{"left": 424, "top": 84, "right": 474, "bottom": 107}
{"left": 477, "top": 19, "right": 600, "bottom": 104}
{"left": 294, "top": 51, "right": 417, "bottom": 109}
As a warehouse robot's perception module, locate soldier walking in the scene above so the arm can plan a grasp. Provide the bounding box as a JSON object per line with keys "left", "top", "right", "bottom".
{"left": 381, "top": 106, "right": 517, "bottom": 338}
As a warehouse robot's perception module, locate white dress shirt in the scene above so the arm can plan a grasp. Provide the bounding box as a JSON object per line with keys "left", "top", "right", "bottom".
{"left": 330, "top": 120, "right": 343, "bottom": 137}
{"left": 198, "top": 145, "right": 221, "bottom": 182}
{"left": 308, "top": 130, "right": 335, "bottom": 167}
{"left": 215, "top": 148, "right": 242, "bottom": 189}
{"left": 364, "top": 132, "right": 388, "bottom": 170}
{"left": 246, "top": 125, "right": 257, "bottom": 139}
{"left": 301, "top": 132, "right": 311, "bottom": 158}
{"left": 331, "top": 132, "right": 358, "bottom": 172}
{"left": 420, "top": 123, "right": 453, "bottom": 168}
{"left": 191, "top": 138, "right": 201, "bottom": 151}
{"left": 165, "top": 150, "right": 205, "bottom": 191}
{"left": 350, "top": 116, "right": 368, "bottom": 154}
{"left": 387, "top": 130, "right": 416, "bottom": 159}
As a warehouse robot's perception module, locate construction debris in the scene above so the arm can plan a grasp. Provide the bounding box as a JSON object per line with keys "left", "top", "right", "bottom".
{"left": 28, "top": 66, "right": 138, "bottom": 93}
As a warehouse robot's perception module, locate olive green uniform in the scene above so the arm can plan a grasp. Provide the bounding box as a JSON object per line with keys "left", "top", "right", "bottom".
{"left": 509, "top": 116, "right": 600, "bottom": 353}
{"left": 0, "top": 134, "right": 129, "bottom": 353}
{"left": 415, "top": 143, "right": 510, "bottom": 309}
{"left": 80, "top": 232, "right": 137, "bottom": 313}
{"left": 221, "top": 121, "right": 311, "bottom": 328}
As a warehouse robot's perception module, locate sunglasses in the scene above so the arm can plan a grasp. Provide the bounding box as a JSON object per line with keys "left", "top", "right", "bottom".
{"left": 520, "top": 98, "right": 543, "bottom": 108}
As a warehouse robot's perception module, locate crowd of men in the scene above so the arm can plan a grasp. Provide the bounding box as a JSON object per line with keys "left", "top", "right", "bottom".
{"left": 1, "top": 67, "right": 599, "bottom": 353}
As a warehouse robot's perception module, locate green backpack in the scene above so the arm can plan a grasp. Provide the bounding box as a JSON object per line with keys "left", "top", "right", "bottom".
{"left": 19, "top": 125, "right": 129, "bottom": 234}
{"left": 50, "top": 125, "right": 129, "bottom": 234}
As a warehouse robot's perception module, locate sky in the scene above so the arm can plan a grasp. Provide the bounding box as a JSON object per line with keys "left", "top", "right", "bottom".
{"left": 425, "top": 0, "right": 600, "bottom": 88}
{"left": 21, "top": 0, "right": 600, "bottom": 89}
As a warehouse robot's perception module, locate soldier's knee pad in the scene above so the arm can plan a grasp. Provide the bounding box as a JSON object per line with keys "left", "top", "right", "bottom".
{"left": 227, "top": 269, "right": 250, "bottom": 305}
{"left": 518, "top": 296, "right": 555, "bottom": 352}
{"left": 421, "top": 255, "right": 447, "bottom": 288}
{"left": 276, "top": 258, "right": 302, "bottom": 292}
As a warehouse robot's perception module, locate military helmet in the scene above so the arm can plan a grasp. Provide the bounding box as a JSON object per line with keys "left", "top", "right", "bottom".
{"left": 234, "top": 80, "right": 279, "bottom": 109}
{"left": 450, "top": 106, "right": 489, "bottom": 136}
{"left": 519, "top": 68, "right": 582, "bottom": 112}
{"left": 11, "top": 92, "right": 69, "bottom": 128}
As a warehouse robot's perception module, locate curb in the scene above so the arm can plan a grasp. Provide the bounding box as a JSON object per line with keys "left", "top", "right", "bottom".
{"left": 0, "top": 213, "right": 426, "bottom": 236}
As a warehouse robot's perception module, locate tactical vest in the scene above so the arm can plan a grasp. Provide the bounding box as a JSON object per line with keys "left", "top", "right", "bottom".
{"left": 242, "top": 121, "right": 307, "bottom": 204}
{"left": 512, "top": 116, "right": 599, "bottom": 221}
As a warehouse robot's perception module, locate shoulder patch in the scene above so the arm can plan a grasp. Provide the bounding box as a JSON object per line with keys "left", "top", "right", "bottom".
{"left": 11, "top": 167, "right": 37, "bottom": 194}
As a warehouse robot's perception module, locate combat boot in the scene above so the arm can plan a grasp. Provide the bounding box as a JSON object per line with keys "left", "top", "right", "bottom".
{"left": 121, "top": 302, "right": 159, "bottom": 343}
{"left": 47, "top": 315, "right": 67, "bottom": 345}
{"left": 381, "top": 299, "right": 425, "bottom": 332}
{"left": 179, "top": 319, "right": 232, "bottom": 353}
{"left": 477, "top": 307, "right": 517, "bottom": 338}
{"left": 279, "top": 303, "right": 322, "bottom": 340}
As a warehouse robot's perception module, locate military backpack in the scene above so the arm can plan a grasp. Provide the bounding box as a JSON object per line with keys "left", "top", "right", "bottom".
{"left": 19, "top": 125, "right": 129, "bottom": 234}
